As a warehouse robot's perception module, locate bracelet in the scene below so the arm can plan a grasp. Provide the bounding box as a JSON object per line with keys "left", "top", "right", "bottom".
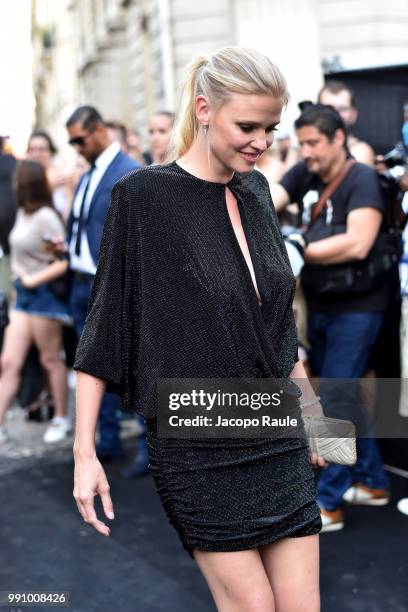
{"left": 299, "top": 396, "right": 321, "bottom": 409}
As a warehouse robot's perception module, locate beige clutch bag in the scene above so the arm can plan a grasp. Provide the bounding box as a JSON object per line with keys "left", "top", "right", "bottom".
{"left": 302, "top": 415, "right": 357, "bottom": 466}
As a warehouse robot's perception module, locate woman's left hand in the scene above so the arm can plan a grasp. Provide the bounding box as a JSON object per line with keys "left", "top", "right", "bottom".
{"left": 310, "top": 452, "right": 328, "bottom": 468}
{"left": 20, "top": 274, "right": 38, "bottom": 289}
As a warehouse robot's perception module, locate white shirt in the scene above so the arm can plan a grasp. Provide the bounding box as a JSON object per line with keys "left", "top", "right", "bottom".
{"left": 69, "top": 142, "right": 120, "bottom": 274}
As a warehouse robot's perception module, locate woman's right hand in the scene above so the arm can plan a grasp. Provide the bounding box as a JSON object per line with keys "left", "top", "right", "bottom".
{"left": 42, "top": 234, "right": 68, "bottom": 257}
{"left": 20, "top": 273, "right": 39, "bottom": 290}
{"left": 73, "top": 454, "right": 115, "bottom": 537}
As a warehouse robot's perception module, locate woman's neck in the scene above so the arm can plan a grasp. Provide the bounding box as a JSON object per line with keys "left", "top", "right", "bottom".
{"left": 153, "top": 153, "right": 166, "bottom": 165}
{"left": 179, "top": 135, "right": 234, "bottom": 184}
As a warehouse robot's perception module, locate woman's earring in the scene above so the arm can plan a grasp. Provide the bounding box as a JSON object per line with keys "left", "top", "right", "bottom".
{"left": 203, "top": 125, "right": 208, "bottom": 136}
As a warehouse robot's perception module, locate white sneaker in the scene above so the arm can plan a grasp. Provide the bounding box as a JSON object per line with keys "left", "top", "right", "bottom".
{"left": 0, "top": 426, "right": 8, "bottom": 443}
{"left": 43, "top": 417, "right": 71, "bottom": 444}
{"left": 343, "top": 483, "right": 390, "bottom": 506}
{"left": 320, "top": 507, "right": 345, "bottom": 533}
{"left": 397, "top": 498, "right": 408, "bottom": 516}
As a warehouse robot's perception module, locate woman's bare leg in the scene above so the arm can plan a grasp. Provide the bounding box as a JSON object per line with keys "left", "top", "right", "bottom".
{"left": 259, "top": 535, "right": 320, "bottom": 612}
{"left": 194, "top": 548, "right": 275, "bottom": 611}
{"left": 31, "top": 316, "right": 68, "bottom": 418}
{"left": 0, "top": 311, "right": 33, "bottom": 426}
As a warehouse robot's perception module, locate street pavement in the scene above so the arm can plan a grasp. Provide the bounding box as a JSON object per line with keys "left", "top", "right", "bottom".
{"left": 1, "top": 402, "right": 408, "bottom": 612}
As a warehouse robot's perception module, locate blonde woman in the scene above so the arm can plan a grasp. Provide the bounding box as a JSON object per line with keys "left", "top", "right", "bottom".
{"left": 73, "top": 48, "right": 325, "bottom": 611}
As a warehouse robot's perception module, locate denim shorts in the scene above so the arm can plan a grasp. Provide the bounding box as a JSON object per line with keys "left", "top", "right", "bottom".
{"left": 13, "top": 279, "right": 72, "bottom": 324}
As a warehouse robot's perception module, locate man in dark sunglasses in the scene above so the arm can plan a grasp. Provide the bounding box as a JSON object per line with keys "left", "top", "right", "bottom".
{"left": 67, "top": 116, "right": 103, "bottom": 163}
{"left": 68, "top": 132, "right": 95, "bottom": 148}
{"left": 65, "top": 106, "right": 143, "bottom": 464}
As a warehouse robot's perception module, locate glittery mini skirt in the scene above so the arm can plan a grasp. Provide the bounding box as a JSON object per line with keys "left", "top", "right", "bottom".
{"left": 146, "top": 416, "right": 322, "bottom": 557}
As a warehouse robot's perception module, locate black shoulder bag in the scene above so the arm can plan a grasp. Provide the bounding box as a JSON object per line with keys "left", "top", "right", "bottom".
{"left": 301, "top": 160, "right": 401, "bottom": 295}
{"left": 0, "top": 290, "right": 9, "bottom": 352}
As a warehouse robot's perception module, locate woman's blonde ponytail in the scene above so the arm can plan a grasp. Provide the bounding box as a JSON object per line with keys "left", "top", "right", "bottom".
{"left": 170, "top": 55, "right": 208, "bottom": 159}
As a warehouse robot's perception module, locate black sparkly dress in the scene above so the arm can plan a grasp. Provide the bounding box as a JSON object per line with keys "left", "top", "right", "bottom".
{"left": 75, "top": 161, "right": 322, "bottom": 555}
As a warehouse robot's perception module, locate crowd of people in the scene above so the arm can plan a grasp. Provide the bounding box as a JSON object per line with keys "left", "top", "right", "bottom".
{"left": 0, "top": 108, "right": 174, "bottom": 477}
{"left": 0, "top": 59, "right": 408, "bottom": 563}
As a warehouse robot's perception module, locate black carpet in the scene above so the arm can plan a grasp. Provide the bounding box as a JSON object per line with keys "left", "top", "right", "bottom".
{"left": 1, "top": 445, "right": 407, "bottom": 612}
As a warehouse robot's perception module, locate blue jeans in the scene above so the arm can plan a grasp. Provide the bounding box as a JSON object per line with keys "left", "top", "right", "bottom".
{"left": 308, "top": 310, "right": 389, "bottom": 511}
{"left": 70, "top": 274, "right": 122, "bottom": 452}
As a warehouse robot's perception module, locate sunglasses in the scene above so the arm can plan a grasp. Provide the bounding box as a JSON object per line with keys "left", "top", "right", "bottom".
{"left": 68, "top": 131, "right": 94, "bottom": 147}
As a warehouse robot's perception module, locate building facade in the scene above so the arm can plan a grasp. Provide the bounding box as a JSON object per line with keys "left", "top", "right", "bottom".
{"left": 32, "top": 0, "right": 80, "bottom": 156}
{"left": 32, "top": 0, "right": 408, "bottom": 154}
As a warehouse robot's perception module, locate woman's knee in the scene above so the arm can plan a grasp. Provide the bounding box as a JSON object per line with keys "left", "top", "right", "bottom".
{"left": 226, "top": 588, "right": 275, "bottom": 612}
{"left": 276, "top": 591, "right": 320, "bottom": 612}
{"left": 194, "top": 550, "right": 275, "bottom": 612}
{"left": 212, "top": 578, "right": 275, "bottom": 612}
{"left": 39, "top": 351, "right": 63, "bottom": 372}
{"left": 0, "top": 353, "right": 23, "bottom": 377}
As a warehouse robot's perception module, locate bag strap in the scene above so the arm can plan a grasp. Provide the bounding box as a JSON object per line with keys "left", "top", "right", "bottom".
{"left": 310, "top": 159, "right": 356, "bottom": 225}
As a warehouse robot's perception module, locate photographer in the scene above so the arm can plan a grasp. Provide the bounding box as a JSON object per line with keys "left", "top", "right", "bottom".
{"left": 392, "top": 107, "right": 408, "bottom": 516}
{"left": 272, "top": 104, "right": 391, "bottom": 532}
{"left": 372, "top": 108, "right": 408, "bottom": 384}
{"left": 379, "top": 100, "right": 408, "bottom": 194}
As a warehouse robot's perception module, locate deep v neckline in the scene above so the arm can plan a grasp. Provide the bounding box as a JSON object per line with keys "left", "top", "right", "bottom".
{"left": 225, "top": 186, "right": 263, "bottom": 306}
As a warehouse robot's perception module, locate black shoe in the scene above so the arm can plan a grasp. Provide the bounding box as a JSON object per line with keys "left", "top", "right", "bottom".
{"left": 122, "top": 453, "right": 150, "bottom": 478}
{"left": 95, "top": 443, "right": 125, "bottom": 463}
{"left": 26, "top": 405, "right": 43, "bottom": 422}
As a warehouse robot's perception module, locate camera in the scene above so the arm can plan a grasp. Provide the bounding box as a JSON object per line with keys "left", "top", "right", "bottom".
{"left": 381, "top": 142, "right": 408, "bottom": 188}
{"left": 383, "top": 142, "right": 408, "bottom": 168}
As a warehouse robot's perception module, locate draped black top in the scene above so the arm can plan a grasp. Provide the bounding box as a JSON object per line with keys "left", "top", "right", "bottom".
{"left": 74, "top": 162, "right": 299, "bottom": 416}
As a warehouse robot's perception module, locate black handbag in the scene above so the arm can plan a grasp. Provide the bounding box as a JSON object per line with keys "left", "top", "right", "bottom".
{"left": 48, "top": 273, "right": 69, "bottom": 300}
{"left": 301, "top": 160, "right": 401, "bottom": 295}
{"left": 17, "top": 345, "right": 45, "bottom": 408}
{"left": 302, "top": 222, "right": 401, "bottom": 295}
{"left": 47, "top": 252, "right": 70, "bottom": 300}
{"left": 0, "top": 290, "right": 9, "bottom": 352}
{"left": 0, "top": 290, "right": 8, "bottom": 329}
{"left": 28, "top": 251, "right": 70, "bottom": 301}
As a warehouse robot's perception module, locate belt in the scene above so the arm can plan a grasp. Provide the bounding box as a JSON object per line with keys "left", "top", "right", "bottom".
{"left": 72, "top": 270, "right": 94, "bottom": 282}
